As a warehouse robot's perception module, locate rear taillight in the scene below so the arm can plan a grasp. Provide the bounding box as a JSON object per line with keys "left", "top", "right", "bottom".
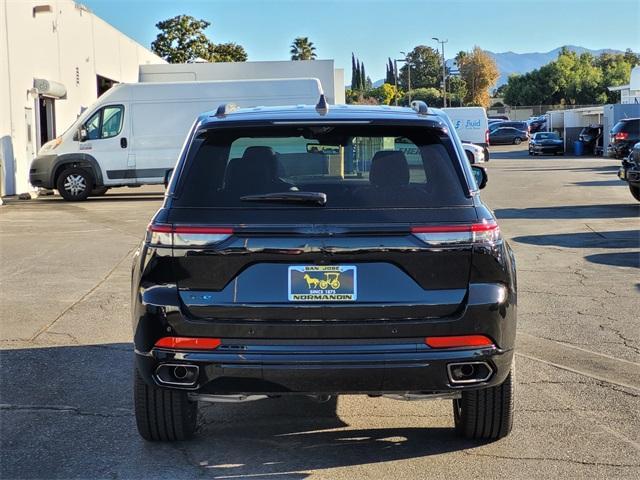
{"left": 411, "top": 220, "right": 500, "bottom": 246}
{"left": 613, "top": 132, "right": 629, "bottom": 141}
{"left": 147, "top": 224, "right": 233, "bottom": 247}
{"left": 485, "top": 129, "right": 490, "bottom": 145}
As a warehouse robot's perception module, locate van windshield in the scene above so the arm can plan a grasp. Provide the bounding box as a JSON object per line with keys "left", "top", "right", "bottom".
{"left": 173, "top": 124, "right": 470, "bottom": 209}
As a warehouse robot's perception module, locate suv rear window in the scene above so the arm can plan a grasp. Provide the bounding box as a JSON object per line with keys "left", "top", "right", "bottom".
{"left": 611, "top": 119, "right": 640, "bottom": 134}
{"left": 173, "top": 124, "right": 470, "bottom": 209}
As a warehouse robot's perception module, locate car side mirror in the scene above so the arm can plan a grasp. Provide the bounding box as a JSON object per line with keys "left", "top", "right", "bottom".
{"left": 78, "top": 128, "right": 88, "bottom": 142}
{"left": 472, "top": 165, "right": 488, "bottom": 190}
{"left": 164, "top": 168, "right": 174, "bottom": 188}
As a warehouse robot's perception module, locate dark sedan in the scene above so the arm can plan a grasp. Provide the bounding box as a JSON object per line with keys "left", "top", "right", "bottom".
{"left": 529, "top": 132, "right": 564, "bottom": 156}
{"left": 619, "top": 141, "right": 640, "bottom": 201}
{"left": 489, "top": 126, "right": 529, "bottom": 145}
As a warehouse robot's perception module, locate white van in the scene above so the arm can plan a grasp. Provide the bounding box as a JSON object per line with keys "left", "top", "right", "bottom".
{"left": 442, "top": 107, "right": 490, "bottom": 161}
{"left": 29, "top": 78, "right": 323, "bottom": 200}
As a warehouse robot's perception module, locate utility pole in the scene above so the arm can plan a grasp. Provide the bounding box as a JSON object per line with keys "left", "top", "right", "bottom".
{"left": 432, "top": 38, "right": 448, "bottom": 107}
{"left": 395, "top": 55, "right": 411, "bottom": 104}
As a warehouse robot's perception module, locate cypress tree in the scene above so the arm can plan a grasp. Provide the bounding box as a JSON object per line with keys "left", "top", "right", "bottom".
{"left": 351, "top": 53, "right": 357, "bottom": 90}
{"left": 360, "top": 62, "right": 367, "bottom": 90}
{"left": 355, "top": 59, "right": 361, "bottom": 91}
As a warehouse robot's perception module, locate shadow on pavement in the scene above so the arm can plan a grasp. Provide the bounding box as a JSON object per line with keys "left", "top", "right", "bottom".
{"left": 571, "top": 180, "right": 625, "bottom": 187}
{"left": 0, "top": 344, "right": 475, "bottom": 479}
{"left": 495, "top": 204, "right": 639, "bottom": 220}
{"left": 584, "top": 252, "right": 640, "bottom": 269}
{"left": 512, "top": 230, "right": 639, "bottom": 249}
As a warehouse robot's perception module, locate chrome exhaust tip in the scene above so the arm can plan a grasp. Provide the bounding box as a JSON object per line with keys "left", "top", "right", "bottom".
{"left": 154, "top": 363, "right": 199, "bottom": 387}
{"left": 447, "top": 361, "right": 493, "bottom": 385}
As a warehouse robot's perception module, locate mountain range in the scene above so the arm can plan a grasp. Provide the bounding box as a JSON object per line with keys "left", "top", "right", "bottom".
{"left": 372, "top": 46, "right": 624, "bottom": 88}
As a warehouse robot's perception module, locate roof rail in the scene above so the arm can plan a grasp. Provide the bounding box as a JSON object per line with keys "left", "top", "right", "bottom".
{"left": 315, "top": 94, "right": 329, "bottom": 116}
{"left": 410, "top": 100, "right": 429, "bottom": 115}
{"left": 214, "top": 103, "right": 238, "bottom": 118}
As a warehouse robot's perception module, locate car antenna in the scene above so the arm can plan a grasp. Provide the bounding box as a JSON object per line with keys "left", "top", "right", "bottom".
{"left": 215, "top": 103, "right": 238, "bottom": 118}
{"left": 410, "top": 100, "right": 429, "bottom": 115}
{"left": 315, "top": 94, "right": 329, "bottom": 116}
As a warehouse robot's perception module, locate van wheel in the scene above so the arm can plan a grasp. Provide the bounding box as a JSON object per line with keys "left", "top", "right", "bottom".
{"left": 134, "top": 367, "right": 198, "bottom": 442}
{"left": 453, "top": 363, "right": 514, "bottom": 440}
{"left": 630, "top": 185, "right": 640, "bottom": 202}
{"left": 513, "top": 137, "right": 522, "bottom": 145}
{"left": 56, "top": 167, "right": 93, "bottom": 201}
{"left": 91, "top": 186, "right": 109, "bottom": 196}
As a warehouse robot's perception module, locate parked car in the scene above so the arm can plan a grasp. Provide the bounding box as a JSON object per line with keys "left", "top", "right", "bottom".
{"left": 490, "top": 121, "right": 530, "bottom": 134}
{"left": 462, "top": 141, "right": 486, "bottom": 163}
{"left": 443, "top": 107, "right": 490, "bottom": 161}
{"left": 607, "top": 118, "right": 640, "bottom": 159}
{"left": 29, "top": 78, "right": 324, "bottom": 200}
{"left": 528, "top": 118, "right": 547, "bottom": 134}
{"left": 489, "top": 126, "right": 529, "bottom": 145}
{"left": 529, "top": 132, "right": 564, "bottom": 156}
{"left": 132, "top": 99, "right": 517, "bottom": 442}
{"left": 618, "top": 141, "right": 640, "bottom": 201}
{"left": 578, "top": 125, "right": 603, "bottom": 155}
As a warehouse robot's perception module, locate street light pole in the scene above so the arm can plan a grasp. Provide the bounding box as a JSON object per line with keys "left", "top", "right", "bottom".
{"left": 432, "top": 38, "right": 448, "bottom": 108}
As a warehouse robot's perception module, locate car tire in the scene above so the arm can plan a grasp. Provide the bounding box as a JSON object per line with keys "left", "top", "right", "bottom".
{"left": 90, "top": 186, "right": 109, "bottom": 196}
{"left": 56, "top": 167, "right": 94, "bottom": 201}
{"left": 630, "top": 185, "right": 640, "bottom": 202}
{"left": 134, "top": 366, "right": 198, "bottom": 442}
{"left": 465, "top": 150, "right": 475, "bottom": 164}
{"left": 453, "top": 363, "right": 514, "bottom": 440}
{"left": 513, "top": 137, "right": 522, "bottom": 145}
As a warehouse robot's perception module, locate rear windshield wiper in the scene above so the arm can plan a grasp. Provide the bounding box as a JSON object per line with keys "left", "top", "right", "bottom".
{"left": 239, "top": 191, "right": 327, "bottom": 206}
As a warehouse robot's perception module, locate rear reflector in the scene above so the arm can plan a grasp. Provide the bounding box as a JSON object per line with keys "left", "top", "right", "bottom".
{"left": 425, "top": 335, "right": 494, "bottom": 349}
{"left": 147, "top": 224, "right": 233, "bottom": 247}
{"left": 411, "top": 220, "right": 500, "bottom": 246}
{"left": 155, "top": 337, "right": 222, "bottom": 350}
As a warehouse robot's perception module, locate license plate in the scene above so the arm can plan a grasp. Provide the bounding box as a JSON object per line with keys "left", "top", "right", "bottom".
{"left": 288, "top": 265, "right": 357, "bottom": 302}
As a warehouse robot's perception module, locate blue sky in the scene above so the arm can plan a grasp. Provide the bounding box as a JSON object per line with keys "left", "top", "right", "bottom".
{"left": 84, "top": 0, "right": 640, "bottom": 81}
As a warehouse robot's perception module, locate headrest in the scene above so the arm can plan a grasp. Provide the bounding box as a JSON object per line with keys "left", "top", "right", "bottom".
{"left": 369, "top": 150, "right": 410, "bottom": 187}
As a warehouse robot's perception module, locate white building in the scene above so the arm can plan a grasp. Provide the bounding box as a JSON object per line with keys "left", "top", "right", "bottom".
{"left": 0, "top": 0, "right": 165, "bottom": 196}
{"left": 139, "top": 60, "right": 346, "bottom": 105}
{"left": 608, "top": 66, "right": 640, "bottom": 104}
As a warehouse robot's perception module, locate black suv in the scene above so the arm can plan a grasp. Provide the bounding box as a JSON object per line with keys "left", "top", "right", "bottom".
{"left": 131, "top": 99, "right": 517, "bottom": 442}
{"left": 608, "top": 118, "right": 640, "bottom": 159}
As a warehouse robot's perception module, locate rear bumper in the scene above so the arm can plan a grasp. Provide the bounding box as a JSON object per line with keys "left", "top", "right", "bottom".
{"left": 136, "top": 342, "right": 514, "bottom": 394}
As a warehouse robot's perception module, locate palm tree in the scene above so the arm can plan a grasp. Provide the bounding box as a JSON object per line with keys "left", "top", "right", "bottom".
{"left": 290, "top": 37, "right": 317, "bottom": 61}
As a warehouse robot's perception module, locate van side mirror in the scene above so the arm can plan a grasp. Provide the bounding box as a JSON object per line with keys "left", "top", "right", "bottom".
{"left": 471, "top": 165, "right": 488, "bottom": 190}
{"left": 78, "top": 128, "right": 88, "bottom": 142}
{"left": 164, "top": 168, "right": 174, "bottom": 188}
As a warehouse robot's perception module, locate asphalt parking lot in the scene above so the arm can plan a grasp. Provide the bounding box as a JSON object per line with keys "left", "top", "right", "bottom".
{"left": 1, "top": 145, "right": 639, "bottom": 479}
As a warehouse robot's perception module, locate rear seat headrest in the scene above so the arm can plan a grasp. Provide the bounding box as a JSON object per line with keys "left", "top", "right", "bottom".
{"left": 369, "top": 150, "right": 410, "bottom": 187}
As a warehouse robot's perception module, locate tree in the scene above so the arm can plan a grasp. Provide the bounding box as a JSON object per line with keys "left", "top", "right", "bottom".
{"left": 151, "top": 15, "right": 213, "bottom": 63}
{"left": 502, "top": 48, "right": 638, "bottom": 106}
{"left": 398, "top": 45, "right": 442, "bottom": 90}
{"left": 351, "top": 53, "right": 358, "bottom": 89}
{"left": 209, "top": 42, "right": 247, "bottom": 62}
{"left": 386, "top": 58, "right": 396, "bottom": 85}
{"left": 447, "top": 76, "right": 467, "bottom": 106}
{"left": 404, "top": 87, "right": 441, "bottom": 107}
{"left": 290, "top": 37, "right": 317, "bottom": 60}
{"left": 458, "top": 46, "right": 499, "bottom": 107}
{"left": 361, "top": 63, "right": 368, "bottom": 90}
{"left": 369, "top": 83, "right": 399, "bottom": 105}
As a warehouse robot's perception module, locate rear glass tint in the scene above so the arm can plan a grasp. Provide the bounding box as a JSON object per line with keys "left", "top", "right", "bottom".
{"left": 611, "top": 119, "right": 639, "bottom": 134}
{"left": 173, "top": 124, "right": 469, "bottom": 209}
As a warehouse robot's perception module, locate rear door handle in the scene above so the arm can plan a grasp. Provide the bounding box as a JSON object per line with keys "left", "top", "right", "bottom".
{"left": 120, "top": 137, "right": 128, "bottom": 148}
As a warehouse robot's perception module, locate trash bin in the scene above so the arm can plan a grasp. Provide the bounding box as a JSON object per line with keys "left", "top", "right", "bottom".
{"left": 573, "top": 140, "right": 584, "bottom": 156}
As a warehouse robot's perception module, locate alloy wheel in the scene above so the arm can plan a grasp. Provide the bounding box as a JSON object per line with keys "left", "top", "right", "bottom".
{"left": 63, "top": 174, "right": 87, "bottom": 197}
